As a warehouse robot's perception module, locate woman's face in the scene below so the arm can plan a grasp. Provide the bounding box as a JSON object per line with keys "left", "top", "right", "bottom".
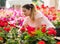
{"left": 22, "top": 8, "right": 31, "bottom": 16}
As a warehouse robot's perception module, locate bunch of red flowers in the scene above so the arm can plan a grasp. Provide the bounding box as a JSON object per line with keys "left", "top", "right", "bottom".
{"left": 20, "top": 24, "right": 56, "bottom": 36}
{"left": 0, "top": 20, "right": 8, "bottom": 27}
{"left": 20, "top": 24, "right": 57, "bottom": 44}
{"left": 0, "top": 20, "right": 10, "bottom": 32}
{"left": 0, "top": 20, "right": 16, "bottom": 32}
{"left": 47, "top": 28, "right": 56, "bottom": 36}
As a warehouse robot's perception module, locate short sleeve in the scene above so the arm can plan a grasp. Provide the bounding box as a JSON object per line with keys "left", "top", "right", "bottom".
{"left": 36, "top": 12, "right": 55, "bottom": 29}
{"left": 35, "top": 12, "right": 43, "bottom": 19}
{"left": 40, "top": 12, "right": 55, "bottom": 29}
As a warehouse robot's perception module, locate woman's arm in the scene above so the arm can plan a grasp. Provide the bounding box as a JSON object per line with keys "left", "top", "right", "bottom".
{"left": 40, "top": 12, "right": 55, "bottom": 29}
{"left": 22, "top": 17, "right": 28, "bottom": 28}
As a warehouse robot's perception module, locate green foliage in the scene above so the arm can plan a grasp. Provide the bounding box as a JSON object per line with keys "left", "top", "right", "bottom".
{"left": 32, "top": 0, "right": 44, "bottom": 3}
{"left": 0, "top": 27, "right": 20, "bottom": 44}
{"left": 53, "top": 21, "right": 60, "bottom": 28}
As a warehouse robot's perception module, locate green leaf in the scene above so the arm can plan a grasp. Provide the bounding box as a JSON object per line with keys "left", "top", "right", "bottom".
{"left": 40, "top": 0, "right": 44, "bottom": 3}
{"left": 6, "top": 39, "right": 19, "bottom": 44}
{"left": 36, "top": 30, "right": 43, "bottom": 37}
{"left": 0, "top": 32, "right": 5, "bottom": 37}
{"left": 32, "top": 0, "right": 37, "bottom": 2}
{"left": 50, "top": 38, "right": 57, "bottom": 44}
{"left": 20, "top": 32, "right": 27, "bottom": 40}
{"left": 24, "top": 35, "right": 30, "bottom": 40}
{"left": 42, "top": 36, "right": 48, "bottom": 41}
{"left": 0, "top": 27, "right": 3, "bottom": 30}
{"left": 57, "top": 13, "right": 60, "bottom": 16}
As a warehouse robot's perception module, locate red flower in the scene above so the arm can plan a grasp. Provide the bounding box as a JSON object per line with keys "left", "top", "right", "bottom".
{"left": 56, "top": 41, "right": 60, "bottom": 44}
{"left": 41, "top": 27, "right": 46, "bottom": 33}
{"left": 49, "top": 7, "right": 55, "bottom": 12}
{"left": 47, "top": 31, "right": 53, "bottom": 35}
{"left": 38, "top": 40, "right": 45, "bottom": 44}
{"left": 53, "top": 16, "right": 56, "bottom": 20}
{"left": 53, "top": 14, "right": 57, "bottom": 16}
{"left": 26, "top": 26, "right": 35, "bottom": 36}
{"left": 47, "top": 28, "right": 56, "bottom": 35}
{"left": 0, "top": 20, "right": 2, "bottom": 22}
{"left": 3, "top": 21, "right": 8, "bottom": 26}
{"left": 41, "top": 4, "right": 45, "bottom": 8}
{"left": 10, "top": 24, "right": 16, "bottom": 27}
{"left": 20, "top": 26, "right": 25, "bottom": 32}
{"left": 53, "top": 30, "right": 56, "bottom": 36}
{"left": 0, "top": 20, "right": 8, "bottom": 27}
{"left": 0, "top": 20, "right": 4, "bottom": 27}
{"left": 36, "top": 5, "right": 40, "bottom": 10}
{"left": 4, "top": 27, "right": 10, "bottom": 32}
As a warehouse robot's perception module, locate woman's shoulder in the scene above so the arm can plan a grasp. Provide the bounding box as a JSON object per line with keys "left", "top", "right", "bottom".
{"left": 35, "top": 11, "right": 43, "bottom": 19}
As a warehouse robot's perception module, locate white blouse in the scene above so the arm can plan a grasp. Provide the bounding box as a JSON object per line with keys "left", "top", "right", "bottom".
{"left": 23, "top": 12, "right": 55, "bottom": 29}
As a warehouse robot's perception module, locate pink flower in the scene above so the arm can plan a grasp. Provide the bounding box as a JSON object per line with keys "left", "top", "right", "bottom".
{"left": 18, "top": 19, "right": 24, "bottom": 26}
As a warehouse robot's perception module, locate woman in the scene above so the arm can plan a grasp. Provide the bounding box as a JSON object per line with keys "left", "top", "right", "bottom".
{"left": 22, "top": 4, "right": 55, "bottom": 29}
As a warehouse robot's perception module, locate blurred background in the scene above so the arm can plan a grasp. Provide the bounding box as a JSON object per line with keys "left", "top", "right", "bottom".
{"left": 0, "top": 0, "right": 60, "bottom": 10}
